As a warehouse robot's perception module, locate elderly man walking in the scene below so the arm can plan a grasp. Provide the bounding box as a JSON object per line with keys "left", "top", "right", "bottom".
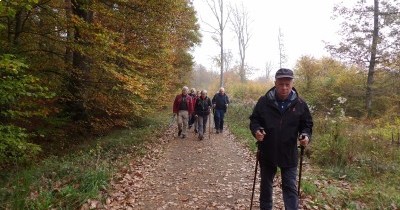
{"left": 249, "top": 68, "right": 313, "bottom": 210}
{"left": 173, "top": 86, "right": 194, "bottom": 139}
{"left": 212, "top": 87, "right": 229, "bottom": 134}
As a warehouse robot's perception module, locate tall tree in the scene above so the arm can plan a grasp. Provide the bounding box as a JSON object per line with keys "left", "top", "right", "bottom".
{"left": 278, "top": 28, "right": 287, "bottom": 68}
{"left": 326, "top": 0, "right": 400, "bottom": 117}
{"left": 230, "top": 3, "right": 251, "bottom": 83}
{"left": 67, "top": 0, "right": 94, "bottom": 121}
{"left": 204, "top": 0, "right": 230, "bottom": 88}
{"left": 0, "top": 0, "right": 200, "bottom": 144}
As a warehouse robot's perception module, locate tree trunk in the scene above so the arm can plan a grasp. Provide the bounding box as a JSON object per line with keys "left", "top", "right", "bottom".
{"left": 219, "top": 0, "right": 224, "bottom": 88}
{"left": 67, "top": 0, "right": 93, "bottom": 121}
{"left": 366, "top": 0, "right": 379, "bottom": 118}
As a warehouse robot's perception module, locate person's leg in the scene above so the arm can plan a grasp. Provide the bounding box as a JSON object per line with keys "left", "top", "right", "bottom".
{"left": 219, "top": 110, "right": 225, "bottom": 132}
{"left": 259, "top": 164, "right": 277, "bottom": 210}
{"left": 203, "top": 115, "right": 208, "bottom": 134}
{"left": 281, "top": 166, "right": 298, "bottom": 210}
{"left": 181, "top": 111, "right": 189, "bottom": 138}
{"left": 177, "top": 112, "right": 183, "bottom": 136}
{"left": 194, "top": 116, "right": 198, "bottom": 133}
{"left": 214, "top": 110, "right": 221, "bottom": 132}
{"left": 213, "top": 110, "right": 218, "bottom": 129}
{"left": 197, "top": 116, "right": 204, "bottom": 139}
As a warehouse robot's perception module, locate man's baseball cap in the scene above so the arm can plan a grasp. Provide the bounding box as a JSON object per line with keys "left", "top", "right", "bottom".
{"left": 275, "top": 68, "right": 294, "bottom": 79}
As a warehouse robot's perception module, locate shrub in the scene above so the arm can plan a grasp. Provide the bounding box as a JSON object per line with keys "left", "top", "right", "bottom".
{"left": 0, "top": 125, "right": 41, "bottom": 167}
{"left": 0, "top": 54, "right": 54, "bottom": 167}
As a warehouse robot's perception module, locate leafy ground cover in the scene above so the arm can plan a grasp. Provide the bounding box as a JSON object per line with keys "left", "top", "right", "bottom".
{"left": 0, "top": 111, "right": 170, "bottom": 209}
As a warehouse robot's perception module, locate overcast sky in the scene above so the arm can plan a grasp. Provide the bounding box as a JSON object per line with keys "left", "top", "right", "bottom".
{"left": 191, "top": 0, "right": 342, "bottom": 78}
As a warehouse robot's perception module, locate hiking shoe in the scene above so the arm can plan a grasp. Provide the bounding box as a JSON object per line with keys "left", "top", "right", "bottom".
{"left": 216, "top": 129, "right": 219, "bottom": 134}
{"left": 181, "top": 134, "right": 186, "bottom": 139}
{"left": 178, "top": 129, "right": 182, "bottom": 136}
{"left": 194, "top": 129, "right": 198, "bottom": 134}
{"left": 198, "top": 134, "right": 203, "bottom": 140}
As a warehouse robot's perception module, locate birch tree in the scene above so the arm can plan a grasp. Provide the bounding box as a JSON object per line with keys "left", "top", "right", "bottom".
{"left": 204, "top": 0, "right": 230, "bottom": 87}
{"left": 230, "top": 3, "right": 252, "bottom": 83}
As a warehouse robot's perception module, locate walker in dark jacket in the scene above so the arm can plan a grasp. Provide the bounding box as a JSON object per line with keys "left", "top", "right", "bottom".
{"left": 249, "top": 84, "right": 313, "bottom": 210}
{"left": 250, "top": 87, "right": 313, "bottom": 167}
{"left": 212, "top": 88, "right": 229, "bottom": 133}
{"left": 194, "top": 94, "right": 212, "bottom": 140}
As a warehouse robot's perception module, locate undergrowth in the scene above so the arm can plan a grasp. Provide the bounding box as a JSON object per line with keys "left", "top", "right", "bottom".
{"left": 0, "top": 111, "right": 170, "bottom": 209}
{"left": 227, "top": 102, "right": 400, "bottom": 209}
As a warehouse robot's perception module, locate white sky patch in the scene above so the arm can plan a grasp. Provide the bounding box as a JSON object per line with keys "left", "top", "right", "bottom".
{"left": 191, "top": 0, "right": 342, "bottom": 79}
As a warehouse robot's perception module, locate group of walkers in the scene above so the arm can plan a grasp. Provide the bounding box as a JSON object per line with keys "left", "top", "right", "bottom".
{"left": 172, "top": 86, "right": 230, "bottom": 140}
{"left": 172, "top": 68, "right": 314, "bottom": 210}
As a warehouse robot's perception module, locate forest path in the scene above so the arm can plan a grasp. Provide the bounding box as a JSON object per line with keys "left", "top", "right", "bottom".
{"left": 102, "top": 121, "right": 292, "bottom": 210}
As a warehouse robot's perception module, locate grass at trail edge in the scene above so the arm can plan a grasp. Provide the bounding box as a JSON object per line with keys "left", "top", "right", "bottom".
{"left": 0, "top": 111, "right": 170, "bottom": 209}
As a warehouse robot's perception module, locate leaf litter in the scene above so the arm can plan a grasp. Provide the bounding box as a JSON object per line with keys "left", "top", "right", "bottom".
{"left": 81, "top": 125, "right": 334, "bottom": 209}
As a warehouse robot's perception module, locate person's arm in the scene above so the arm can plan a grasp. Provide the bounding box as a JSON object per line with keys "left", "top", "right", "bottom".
{"left": 173, "top": 95, "right": 179, "bottom": 114}
{"left": 249, "top": 97, "right": 265, "bottom": 138}
{"left": 224, "top": 95, "right": 230, "bottom": 110}
{"left": 188, "top": 96, "right": 194, "bottom": 114}
{"left": 194, "top": 99, "right": 200, "bottom": 115}
{"left": 192, "top": 97, "right": 197, "bottom": 113}
{"left": 212, "top": 94, "right": 217, "bottom": 105}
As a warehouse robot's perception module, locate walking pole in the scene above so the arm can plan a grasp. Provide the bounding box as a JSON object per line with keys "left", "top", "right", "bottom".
{"left": 298, "top": 135, "right": 306, "bottom": 199}
{"left": 250, "top": 147, "right": 259, "bottom": 210}
{"left": 212, "top": 108, "right": 215, "bottom": 133}
{"left": 208, "top": 112, "right": 211, "bottom": 139}
{"left": 250, "top": 128, "right": 264, "bottom": 210}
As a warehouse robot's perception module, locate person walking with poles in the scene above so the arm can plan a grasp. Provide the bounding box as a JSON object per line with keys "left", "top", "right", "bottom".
{"left": 173, "top": 86, "right": 194, "bottom": 139}
{"left": 194, "top": 90, "right": 212, "bottom": 140}
{"left": 212, "top": 87, "right": 229, "bottom": 134}
{"left": 249, "top": 68, "right": 313, "bottom": 210}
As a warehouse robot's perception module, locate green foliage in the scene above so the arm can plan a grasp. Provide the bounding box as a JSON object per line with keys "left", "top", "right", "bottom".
{"left": 0, "top": 0, "right": 39, "bottom": 17}
{"left": 0, "top": 158, "right": 109, "bottom": 209}
{"left": 311, "top": 103, "right": 356, "bottom": 169}
{"left": 0, "top": 125, "right": 41, "bottom": 167}
{"left": 301, "top": 180, "right": 317, "bottom": 196}
{"left": 225, "top": 103, "right": 257, "bottom": 152}
{"left": 0, "top": 111, "right": 169, "bottom": 209}
{"left": 0, "top": 54, "right": 54, "bottom": 167}
{"left": 295, "top": 56, "right": 365, "bottom": 117}
{"left": 0, "top": 54, "right": 54, "bottom": 117}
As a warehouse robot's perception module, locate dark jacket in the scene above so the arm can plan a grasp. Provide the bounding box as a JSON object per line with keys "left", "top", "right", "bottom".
{"left": 212, "top": 93, "right": 229, "bottom": 111}
{"left": 173, "top": 94, "right": 194, "bottom": 114}
{"left": 249, "top": 87, "right": 313, "bottom": 167}
{"left": 195, "top": 96, "right": 212, "bottom": 116}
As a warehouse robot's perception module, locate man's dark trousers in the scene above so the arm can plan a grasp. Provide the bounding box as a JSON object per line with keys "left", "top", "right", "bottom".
{"left": 259, "top": 164, "right": 298, "bottom": 210}
{"left": 214, "top": 109, "right": 225, "bottom": 131}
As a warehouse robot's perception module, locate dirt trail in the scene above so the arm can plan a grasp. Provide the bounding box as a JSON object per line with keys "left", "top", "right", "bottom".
{"left": 102, "top": 123, "right": 291, "bottom": 209}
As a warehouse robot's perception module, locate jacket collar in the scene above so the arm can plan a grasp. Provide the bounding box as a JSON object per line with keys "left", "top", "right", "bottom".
{"left": 265, "top": 87, "right": 298, "bottom": 102}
